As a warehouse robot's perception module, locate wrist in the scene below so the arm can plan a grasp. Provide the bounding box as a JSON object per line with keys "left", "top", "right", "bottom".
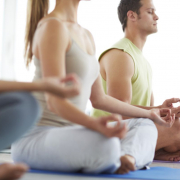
{"left": 34, "top": 80, "right": 47, "bottom": 92}
{"left": 84, "top": 116, "right": 97, "bottom": 131}
{"left": 157, "top": 105, "right": 162, "bottom": 109}
{"left": 147, "top": 110, "right": 153, "bottom": 119}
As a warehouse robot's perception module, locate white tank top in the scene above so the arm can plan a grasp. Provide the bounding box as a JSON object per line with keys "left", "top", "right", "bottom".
{"left": 33, "top": 18, "right": 99, "bottom": 127}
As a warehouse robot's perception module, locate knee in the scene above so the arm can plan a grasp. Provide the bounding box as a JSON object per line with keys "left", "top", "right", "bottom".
{"left": 16, "top": 92, "right": 41, "bottom": 119}
{"left": 87, "top": 137, "right": 121, "bottom": 173}
{"left": 16, "top": 92, "right": 39, "bottom": 107}
{"left": 10, "top": 92, "right": 41, "bottom": 125}
{"left": 7, "top": 92, "right": 39, "bottom": 109}
{"left": 144, "top": 118, "right": 158, "bottom": 137}
{"left": 136, "top": 118, "right": 158, "bottom": 137}
{"left": 100, "top": 137, "right": 121, "bottom": 163}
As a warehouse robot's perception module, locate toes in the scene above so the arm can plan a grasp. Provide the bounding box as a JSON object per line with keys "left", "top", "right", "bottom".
{"left": 119, "top": 167, "right": 130, "bottom": 174}
{"left": 174, "top": 157, "right": 180, "bottom": 162}
{"left": 117, "top": 164, "right": 132, "bottom": 174}
{"left": 169, "top": 157, "right": 174, "bottom": 161}
{"left": 0, "top": 163, "right": 28, "bottom": 180}
{"left": 127, "top": 163, "right": 135, "bottom": 171}
{"left": 13, "top": 163, "right": 29, "bottom": 171}
{"left": 13, "top": 172, "right": 25, "bottom": 180}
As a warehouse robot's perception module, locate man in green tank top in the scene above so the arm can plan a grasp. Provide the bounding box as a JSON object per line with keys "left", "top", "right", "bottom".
{"left": 92, "top": 0, "right": 180, "bottom": 119}
{"left": 92, "top": 0, "right": 180, "bottom": 172}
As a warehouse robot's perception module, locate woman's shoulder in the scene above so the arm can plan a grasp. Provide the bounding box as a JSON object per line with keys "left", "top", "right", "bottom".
{"left": 82, "top": 27, "right": 96, "bottom": 52}
{"left": 35, "top": 16, "right": 70, "bottom": 46}
{"left": 33, "top": 17, "right": 70, "bottom": 57}
{"left": 38, "top": 17, "right": 68, "bottom": 32}
{"left": 84, "top": 28, "right": 94, "bottom": 42}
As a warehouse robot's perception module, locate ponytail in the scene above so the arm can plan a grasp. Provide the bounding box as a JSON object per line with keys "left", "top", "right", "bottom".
{"left": 24, "top": 0, "right": 49, "bottom": 68}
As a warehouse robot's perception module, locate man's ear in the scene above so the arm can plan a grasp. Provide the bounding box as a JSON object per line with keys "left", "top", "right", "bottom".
{"left": 127, "top": 10, "right": 138, "bottom": 22}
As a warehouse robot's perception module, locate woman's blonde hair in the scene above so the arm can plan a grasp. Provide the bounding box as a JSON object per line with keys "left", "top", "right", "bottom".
{"left": 24, "top": 0, "right": 49, "bottom": 67}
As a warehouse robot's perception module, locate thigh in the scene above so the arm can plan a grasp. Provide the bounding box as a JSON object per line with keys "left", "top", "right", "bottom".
{"left": 0, "top": 92, "right": 30, "bottom": 107}
{"left": 121, "top": 118, "right": 158, "bottom": 169}
{"left": 12, "top": 125, "right": 121, "bottom": 173}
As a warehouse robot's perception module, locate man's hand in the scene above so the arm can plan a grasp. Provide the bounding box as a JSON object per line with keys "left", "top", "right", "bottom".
{"left": 161, "top": 98, "right": 180, "bottom": 108}
{"left": 171, "top": 106, "right": 180, "bottom": 118}
{"left": 150, "top": 109, "right": 175, "bottom": 127}
{"left": 161, "top": 98, "right": 180, "bottom": 118}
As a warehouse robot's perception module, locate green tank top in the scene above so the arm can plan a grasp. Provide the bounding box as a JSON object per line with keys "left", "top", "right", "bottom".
{"left": 92, "top": 38, "right": 152, "bottom": 118}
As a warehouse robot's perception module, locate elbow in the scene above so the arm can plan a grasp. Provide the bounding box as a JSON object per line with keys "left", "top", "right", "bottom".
{"left": 46, "top": 96, "right": 60, "bottom": 115}
{"left": 47, "top": 99, "right": 56, "bottom": 114}
{"left": 91, "top": 100, "right": 98, "bottom": 109}
{"left": 90, "top": 95, "right": 105, "bottom": 109}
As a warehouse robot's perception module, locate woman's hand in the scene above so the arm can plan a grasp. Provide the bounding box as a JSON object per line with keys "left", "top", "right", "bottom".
{"left": 91, "top": 115, "right": 127, "bottom": 139}
{"left": 43, "top": 74, "right": 81, "bottom": 98}
{"left": 149, "top": 108, "right": 175, "bottom": 127}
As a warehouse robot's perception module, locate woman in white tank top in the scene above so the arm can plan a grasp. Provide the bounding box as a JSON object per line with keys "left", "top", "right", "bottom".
{"left": 12, "top": 0, "right": 175, "bottom": 175}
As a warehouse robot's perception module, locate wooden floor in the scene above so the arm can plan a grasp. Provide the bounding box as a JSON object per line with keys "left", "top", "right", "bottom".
{"left": 1, "top": 152, "right": 180, "bottom": 180}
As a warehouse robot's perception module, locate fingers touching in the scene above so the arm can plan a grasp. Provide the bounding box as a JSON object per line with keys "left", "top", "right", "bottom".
{"left": 99, "top": 114, "right": 127, "bottom": 139}
{"left": 166, "top": 98, "right": 180, "bottom": 107}
{"left": 61, "top": 74, "right": 80, "bottom": 85}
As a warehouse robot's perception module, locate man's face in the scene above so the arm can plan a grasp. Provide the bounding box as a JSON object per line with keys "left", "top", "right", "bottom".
{"left": 136, "top": 0, "right": 159, "bottom": 35}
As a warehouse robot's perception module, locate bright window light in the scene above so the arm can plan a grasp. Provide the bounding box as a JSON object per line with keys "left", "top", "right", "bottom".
{"left": 0, "top": 0, "right": 4, "bottom": 78}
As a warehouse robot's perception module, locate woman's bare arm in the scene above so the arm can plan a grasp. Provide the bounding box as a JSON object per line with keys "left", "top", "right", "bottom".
{"left": 0, "top": 74, "right": 80, "bottom": 98}
{"left": 0, "top": 80, "right": 45, "bottom": 93}
{"left": 90, "top": 75, "right": 175, "bottom": 127}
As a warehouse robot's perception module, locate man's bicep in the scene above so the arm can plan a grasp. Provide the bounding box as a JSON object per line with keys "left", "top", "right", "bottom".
{"left": 103, "top": 49, "right": 134, "bottom": 104}
{"left": 107, "top": 76, "right": 133, "bottom": 104}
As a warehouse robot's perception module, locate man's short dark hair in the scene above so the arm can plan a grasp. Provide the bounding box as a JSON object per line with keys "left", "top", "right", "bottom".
{"left": 118, "top": 0, "right": 142, "bottom": 32}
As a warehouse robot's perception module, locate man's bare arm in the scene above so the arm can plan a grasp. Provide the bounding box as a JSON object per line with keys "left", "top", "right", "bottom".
{"left": 100, "top": 49, "right": 133, "bottom": 119}
{"left": 100, "top": 49, "right": 179, "bottom": 119}
{"left": 100, "top": 49, "right": 157, "bottom": 119}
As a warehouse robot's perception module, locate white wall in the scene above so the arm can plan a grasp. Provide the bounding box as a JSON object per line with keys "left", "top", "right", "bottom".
{"left": 14, "top": 0, "right": 31, "bottom": 81}
{"left": 1, "top": 0, "right": 17, "bottom": 80}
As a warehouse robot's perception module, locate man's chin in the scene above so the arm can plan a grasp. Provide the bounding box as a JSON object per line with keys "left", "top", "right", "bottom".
{"left": 148, "top": 29, "right": 158, "bottom": 35}
{"left": 153, "top": 26, "right": 158, "bottom": 32}
{"left": 154, "top": 28, "right": 158, "bottom": 33}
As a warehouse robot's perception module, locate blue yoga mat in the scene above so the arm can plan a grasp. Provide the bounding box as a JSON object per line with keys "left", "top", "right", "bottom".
{"left": 153, "top": 160, "right": 180, "bottom": 164}
{"left": 30, "top": 167, "right": 180, "bottom": 180}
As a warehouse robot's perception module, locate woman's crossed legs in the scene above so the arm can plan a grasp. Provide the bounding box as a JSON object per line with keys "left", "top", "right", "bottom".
{"left": 12, "top": 118, "right": 158, "bottom": 174}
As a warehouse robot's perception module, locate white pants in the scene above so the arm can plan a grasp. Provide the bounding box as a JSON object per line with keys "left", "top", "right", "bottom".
{"left": 12, "top": 118, "right": 157, "bottom": 174}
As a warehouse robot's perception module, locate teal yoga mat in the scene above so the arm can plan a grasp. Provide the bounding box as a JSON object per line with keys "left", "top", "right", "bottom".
{"left": 30, "top": 167, "right": 180, "bottom": 180}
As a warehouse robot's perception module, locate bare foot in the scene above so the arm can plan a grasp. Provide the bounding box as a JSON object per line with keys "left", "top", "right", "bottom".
{"left": 116, "top": 155, "right": 136, "bottom": 174}
{"left": 155, "top": 149, "right": 180, "bottom": 161}
{"left": 0, "top": 163, "right": 28, "bottom": 180}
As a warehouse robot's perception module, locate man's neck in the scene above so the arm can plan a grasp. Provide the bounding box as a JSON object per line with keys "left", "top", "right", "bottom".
{"left": 124, "top": 28, "right": 147, "bottom": 51}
